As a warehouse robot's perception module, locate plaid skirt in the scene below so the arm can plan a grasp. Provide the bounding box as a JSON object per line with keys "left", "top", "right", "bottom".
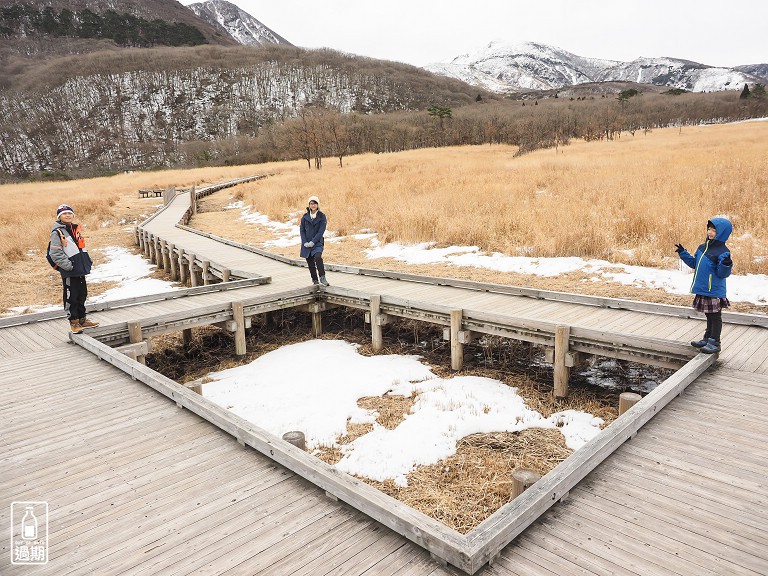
{"left": 693, "top": 295, "right": 731, "bottom": 313}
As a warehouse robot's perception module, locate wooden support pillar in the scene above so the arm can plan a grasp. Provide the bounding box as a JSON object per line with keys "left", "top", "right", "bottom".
{"left": 136, "top": 228, "right": 143, "bottom": 249}
{"left": 370, "top": 295, "right": 383, "bottom": 353}
{"left": 201, "top": 260, "right": 210, "bottom": 285}
{"left": 141, "top": 231, "right": 148, "bottom": 256}
{"left": 554, "top": 324, "right": 570, "bottom": 399}
{"left": 619, "top": 392, "right": 642, "bottom": 415}
{"left": 232, "top": 301, "right": 247, "bottom": 358}
{"left": 182, "top": 328, "right": 193, "bottom": 350}
{"left": 511, "top": 468, "right": 541, "bottom": 498}
{"left": 178, "top": 249, "right": 187, "bottom": 284}
{"left": 188, "top": 254, "right": 198, "bottom": 287}
{"left": 222, "top": 268, "right": 231, "bottom": 283}
{"left": 282, "top": 431, "right": 305, "bottom": 450}
{"left": 146, "top": 235, "right": 154, "bottom": 263}
{"left": 161, "top": 240, "right": 170, "bottom": 271}
{"left": 450, "top": 309, "right": 463, "bottom": 371}
{"left": 127, "top": 321, "right": 146, "bottom": 365}
{"left": 312, "top": 309, "right": 322, "bottom": 338}
{"left": 168, "top": 243, "right": 177, "bottom": 280}
{"left": 190, "top": 185, "right": 197, "bottom": 216}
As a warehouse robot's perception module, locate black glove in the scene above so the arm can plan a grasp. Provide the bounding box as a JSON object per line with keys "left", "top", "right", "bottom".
{"left": 674, "top": 243, "right": 685, "bottom": 254}
{"left": 722, "top": 256, "right": 732, "bottom": 267}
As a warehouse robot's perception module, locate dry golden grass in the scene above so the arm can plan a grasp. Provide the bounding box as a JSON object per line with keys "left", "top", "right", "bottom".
{"left": 0, "top": 162, "right": 304, "bottom": 313}
{"left": 220, "top": 121, "right": 768, "bottom": 274}
{"left": 3, "top": 121, "right": 767, "bottom": 314}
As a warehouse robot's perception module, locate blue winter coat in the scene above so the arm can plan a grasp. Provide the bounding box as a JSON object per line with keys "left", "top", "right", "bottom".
{"left": 678, "top": 216, "right": 732, "bottom": 298}
{"left": 299, "top": 209, "right": 326, "bottom": 258}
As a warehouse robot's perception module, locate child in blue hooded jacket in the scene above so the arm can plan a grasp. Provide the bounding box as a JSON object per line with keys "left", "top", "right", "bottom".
{"left": 675, "top": 216, "right": 733, "bottom": 354}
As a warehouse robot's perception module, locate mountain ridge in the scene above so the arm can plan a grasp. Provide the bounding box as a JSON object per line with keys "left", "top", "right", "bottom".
{"left": 187, "top": 0, "right": 291, "bottom": 47}
{"left": 426, "top": 40, "right": 767, "bottom": 93}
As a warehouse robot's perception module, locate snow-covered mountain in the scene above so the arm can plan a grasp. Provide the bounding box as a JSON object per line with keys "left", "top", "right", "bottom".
{"left": 427, "top": 41, "right": 766, "bottom": 93}
{"left": 187, "top": 0, "right": 292, "bottom": 47}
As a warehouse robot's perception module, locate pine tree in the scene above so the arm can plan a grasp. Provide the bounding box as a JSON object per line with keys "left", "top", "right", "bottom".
{"left": 740, "top": 84, "right": 751, "bottom": 99}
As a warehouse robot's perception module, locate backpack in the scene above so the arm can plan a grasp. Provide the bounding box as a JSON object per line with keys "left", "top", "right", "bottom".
{"left": 46, "top": 229, "right": 66, "bottom": 270}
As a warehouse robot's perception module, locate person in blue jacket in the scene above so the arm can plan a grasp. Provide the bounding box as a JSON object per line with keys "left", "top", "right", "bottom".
{"left": 675, "top": 216, "right": 733, "bottom": 354}
{"left": 300, "top": 195, "right": 329, "bottom": 286}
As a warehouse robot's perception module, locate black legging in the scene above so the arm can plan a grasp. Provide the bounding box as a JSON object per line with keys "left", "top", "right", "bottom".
{"left": 705, "top": 312, "right": 723, "bottom": 342}
{"left": 306, "top": 255, "right": 325, "bottom": 282}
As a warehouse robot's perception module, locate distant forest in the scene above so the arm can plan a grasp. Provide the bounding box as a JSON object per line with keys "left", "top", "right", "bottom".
{"left": 0, "top": 44, "right": 766, "bottom": 180}
{"left": 0, "top": 4, "right": 207, "bottom": 47}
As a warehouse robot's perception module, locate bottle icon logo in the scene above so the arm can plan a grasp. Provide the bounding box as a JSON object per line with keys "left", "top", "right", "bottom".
{"left": 22, "top": 505, "right": 38, "bottom": 540}
{"left": 11, "top": 501, "right": 48, "bottom": 565}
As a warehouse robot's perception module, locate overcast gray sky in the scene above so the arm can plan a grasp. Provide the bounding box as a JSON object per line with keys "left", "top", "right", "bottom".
{"left": 181, "top": 0, "right": 766, "bottom": 68}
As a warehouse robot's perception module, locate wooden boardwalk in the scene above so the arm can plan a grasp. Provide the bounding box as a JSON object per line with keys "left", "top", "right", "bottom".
{"left": 2, "top": 182, "right": 767, "bottom": 574}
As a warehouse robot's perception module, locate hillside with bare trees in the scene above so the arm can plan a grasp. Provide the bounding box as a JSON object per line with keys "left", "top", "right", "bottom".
{"left": 1, "top": 42, "right": 766, "bottom": 181}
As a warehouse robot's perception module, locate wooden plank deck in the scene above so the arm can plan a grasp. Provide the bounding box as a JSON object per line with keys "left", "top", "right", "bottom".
{"left": 3, "top": 182, "right": 767, "bottom": 574}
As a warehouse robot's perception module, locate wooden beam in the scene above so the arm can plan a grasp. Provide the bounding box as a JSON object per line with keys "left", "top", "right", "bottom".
{"left": 464, "top": 352, "right": 716, "bottom": 572}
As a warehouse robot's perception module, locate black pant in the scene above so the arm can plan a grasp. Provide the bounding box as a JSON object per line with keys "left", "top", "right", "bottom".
{"left": 306, "top": 255, "right": 325, "bottom": 282}
{"left": 63, "top": 276, "right": 87, "bottom": 321}
{"left": 704, "top": 312, "right": 723, "bottom": 341}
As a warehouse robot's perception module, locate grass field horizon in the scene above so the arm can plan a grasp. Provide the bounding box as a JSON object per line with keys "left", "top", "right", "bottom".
{"left": 2, "top": 119, "right": 767, "bottom": 313}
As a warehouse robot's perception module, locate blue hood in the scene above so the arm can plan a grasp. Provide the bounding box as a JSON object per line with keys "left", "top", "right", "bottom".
{"left": 707, "top": 217, "right": 732, "bottom": 243}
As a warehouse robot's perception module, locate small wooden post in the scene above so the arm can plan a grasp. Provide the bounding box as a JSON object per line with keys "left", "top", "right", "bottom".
{"left": 232, "top": 301, "right": 247, "bottom": 357}
{"left": 511, "top": 468, "right": 541, "bottom": 498}
{"left": 168, "top": 243, "right": 177, "bottom": 280}
{"left": 142, "top": 231, "right": 150, "bottom": 257}
{"left": 178, "top": 249, "right": 187, "bottom": 284}
{"left": 127, "top": 321, "right": 146, "bottom": 365}
{"left": 161, "top": 240, "right": 170, "bottom": 271}
{"left": 182, "top": 328, "right": 193, "bottom": 350}
{"left": 137, "top": 228, "right": 143, "bottom": 249}
{"left": 312, "top": 308, "right": 322, "bottom": 338}
{"left": 188, "top": 254, "right": 198, "bottom": 287}
{"left": 179, "top": 248, "right": 187, "bottom": 284}
{"left": 282, "top": 431, "right": 306, "bottom": 450}
{"left": 190, "top": 185, "right": 197, "bottom": 216}
{"left": 222, "top": 268, "right": 231, "bottom": 283}
{"left": 619, "top": 392, "right": 642, "bottom": 415}
{"left": 554, "top": 324, "right": 570, "bottom": 398}
{"left": 450, "top": 309, "right": 463, "bottom": 371}
{"left": 201, "top": 260, "right": 210, "bottom": 285}
{"left": 370, "top": 295, "right": 383, "bottom": 353}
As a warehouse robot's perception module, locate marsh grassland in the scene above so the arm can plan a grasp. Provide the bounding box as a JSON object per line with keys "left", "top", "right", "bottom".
{"left": 2, "top": 120, "right": 767, "bottom": 312}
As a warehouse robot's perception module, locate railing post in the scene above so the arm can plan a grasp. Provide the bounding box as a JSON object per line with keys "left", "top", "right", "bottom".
{"left": 178, "top": 249, "right": 187, "bottom": 284}
{"left": 370, "top": 295, "right": 383, "bottom": 353}
{"left": 161, "top": 240, "right": 170, "bottom": 271}
{"left": 202, "top": 260, "right": 210, "bottom": 285}
{"left": 168, "top": 243, "right": 177, "bottom": 280}
{"left": 619, "top": 392, "right": 642, "bottom": 415}
{"left": 127, "top": 321, "right": 146, "bottom": 365}
{"left": 190, "top": 185, "right": 197, "bottom": 216}
{"left": 232, "top": 301, "right": 246, "bottom": 358}
{"left": 554, "top": 324, "right": 570, "bottom": 398}
{"left": 450, "top": 309, "right": 463, "bottom": 371}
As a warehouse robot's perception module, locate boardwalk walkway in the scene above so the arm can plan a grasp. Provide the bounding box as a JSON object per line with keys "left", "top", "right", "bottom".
{"left": 2, "top": 181, "right": 766, "bottom": 574}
